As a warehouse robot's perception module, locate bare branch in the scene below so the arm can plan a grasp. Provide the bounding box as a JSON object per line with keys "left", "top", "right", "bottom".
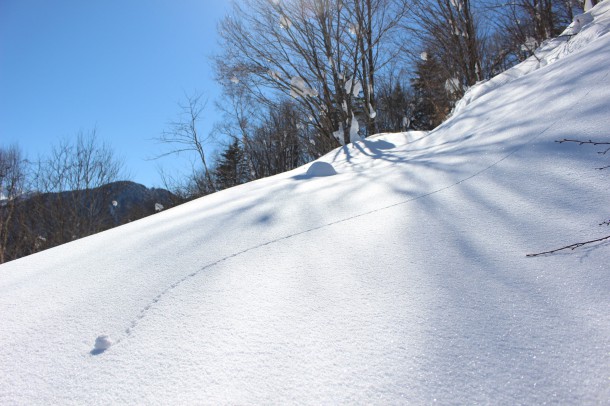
{"left": 153, "top": 92, "right": 216, "bottom": 194}
{"left": 526, "top": 234, "right": 610, "bottom": 257}
{"left": 556, "top": 139, "right": 610, "bottom": 147}
{"left": 216, "top": 0, "right": 409, "bottom": 147}
{"left": 555, "top": 138, "right": 610, "bottom": 169}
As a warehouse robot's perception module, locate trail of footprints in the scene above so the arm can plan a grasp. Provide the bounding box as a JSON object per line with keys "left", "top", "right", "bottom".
{"left": 91, "top": 112, "right": 571, "bottom": 355}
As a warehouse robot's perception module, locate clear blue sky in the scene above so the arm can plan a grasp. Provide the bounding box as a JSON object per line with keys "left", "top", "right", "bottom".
{"left": 0, "top": 0, "right": 229, "bottom": 187}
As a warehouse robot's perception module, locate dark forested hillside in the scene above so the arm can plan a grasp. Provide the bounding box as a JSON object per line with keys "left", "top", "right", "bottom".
{"left": 1, "top": 181, "right": 178, "bottom": 262}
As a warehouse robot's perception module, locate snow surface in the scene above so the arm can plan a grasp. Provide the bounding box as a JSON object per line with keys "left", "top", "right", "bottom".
{"left": 1, "top": 2, "right": 609, "bottom": 404}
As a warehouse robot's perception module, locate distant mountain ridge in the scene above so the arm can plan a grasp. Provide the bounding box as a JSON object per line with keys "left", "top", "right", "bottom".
{"left": 98, "top": 180, "right": 178, "bottom": 222}
{"left": 2, "top": 181, "right": 179, "bottom": 262}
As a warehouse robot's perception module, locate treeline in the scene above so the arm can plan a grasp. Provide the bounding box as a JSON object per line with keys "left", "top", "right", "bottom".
{"left": 0, "top": 131, "right": 177, "bottom": 263}
{"left": 171, "top": 0, "right": 588, "bottom": 199}
{"left": 217, "top": 0, "right": 586, "bottom": 133}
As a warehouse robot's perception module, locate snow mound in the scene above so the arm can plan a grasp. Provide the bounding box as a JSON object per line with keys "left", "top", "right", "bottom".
{"left": 563, "top": 13, "right": 594, "bottom": 35}
{"left": 92, "top": 335, "right": 112, "bottom": 353}
{"left": 305, "top": 161, "right": 337, "bottom": 177}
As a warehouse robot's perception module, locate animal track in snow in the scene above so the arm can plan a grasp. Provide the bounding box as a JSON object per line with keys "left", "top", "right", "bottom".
{"left": 99, "top": 91, "right": 593, "bottom": 353}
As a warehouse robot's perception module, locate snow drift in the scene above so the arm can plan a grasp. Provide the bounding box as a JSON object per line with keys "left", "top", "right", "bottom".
{"left": 1, "top": 2, "right": 609, "bottom": 404}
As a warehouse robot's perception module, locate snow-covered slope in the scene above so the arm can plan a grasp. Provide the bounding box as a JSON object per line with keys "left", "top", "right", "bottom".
{"left": 1, "top": 2, "right": 609, "bottom": 404}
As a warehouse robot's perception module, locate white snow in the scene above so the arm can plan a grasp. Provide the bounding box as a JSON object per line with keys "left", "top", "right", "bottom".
{"left": 368, "top": 103, "right": 377, "bottom": 119}
{"left": 349, "top": 113, "right": 361, "bottom": 143}
{"left": 520, "top": 36, "right": 538, "bottom": 52}
{"left": 450, "top": 0, "right": 463, "bottom": 11}
{"left": 345, "top": 78, "right": 362, "bottom": 97}
{"left": 444, "top": 77, "right": 461, "bottom": 94}
{"left": 267, "top": 69, "right": 282, "bottom": 81}
{"left": 279, "top": 14, "right": 292, "bottom": 29}
{"left": 349, "top": 23, "right": 359, "bottom": 36}
{"left": 290, "top": 76, "right": 318, "bottom": 98}
{"left": 564, "top": 12, "right": 594, "bottom": 35}
{"left": 332, "top": 123, "right": 346, "bottom": 146}
{"left": 1, "top": 1, "right": 609, "bottom": 404}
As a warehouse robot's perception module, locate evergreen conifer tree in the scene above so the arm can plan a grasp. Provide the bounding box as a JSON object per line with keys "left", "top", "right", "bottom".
{"left": 214, "top": 139, "right": 247, "bottom": 190}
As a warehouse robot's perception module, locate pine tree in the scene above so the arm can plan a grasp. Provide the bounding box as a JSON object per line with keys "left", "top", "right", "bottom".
{"left": 214, "top": 139, "right": 247, "bottom": 190}
{"left": 410, "top": 54, "right": 453, "bottom": 130}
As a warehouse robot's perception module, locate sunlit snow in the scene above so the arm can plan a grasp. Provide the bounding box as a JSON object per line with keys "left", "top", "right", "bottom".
{"left": 1, "top": 2, "right": 609, "bottom": 404}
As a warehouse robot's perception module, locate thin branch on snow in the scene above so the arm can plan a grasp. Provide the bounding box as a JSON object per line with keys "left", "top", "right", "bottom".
{"left": 555, "top": 138, "right": 610, "bottom": 169}
{"left": 526, "top": 234, "right": 610, "bottom": 257}
{"left": 555, "top": 139, "right": 610, "bottom": 149}
{"left": 532, "top": 138, "right": 610, "bottom": 257}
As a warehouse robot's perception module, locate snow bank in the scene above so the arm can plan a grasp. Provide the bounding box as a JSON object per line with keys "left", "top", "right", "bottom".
{"left": 453, "top": 0, "right": 610, "bottom": 116}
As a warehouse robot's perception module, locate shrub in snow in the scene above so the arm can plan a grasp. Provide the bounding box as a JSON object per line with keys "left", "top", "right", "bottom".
{"left": 305, "top": 162, "right": 337, "bottom": 177}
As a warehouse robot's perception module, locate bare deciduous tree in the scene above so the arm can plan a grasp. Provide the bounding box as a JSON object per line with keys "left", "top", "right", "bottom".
{"left": 249, "top": 99, "right": 310, "bottom": 177}
{"left": 154, "top": 93, "right": 215, "bottom": 196}
{"left": 31, "top": 129, "right": 126, "bottom": 247}
{"left": 0, "top": 145, "right": 28, "bottom": 263}
{"left": 375, "top": 71, "right": 415, "bottom": 132}
{"left": 411, "top": 0, "right": 485, "bottom": 92}
{"left": 216, "top": 0, "right": 410, "bottom": 148}
{"left": 485, "top": 0, "right": 581, "bottom": 70}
